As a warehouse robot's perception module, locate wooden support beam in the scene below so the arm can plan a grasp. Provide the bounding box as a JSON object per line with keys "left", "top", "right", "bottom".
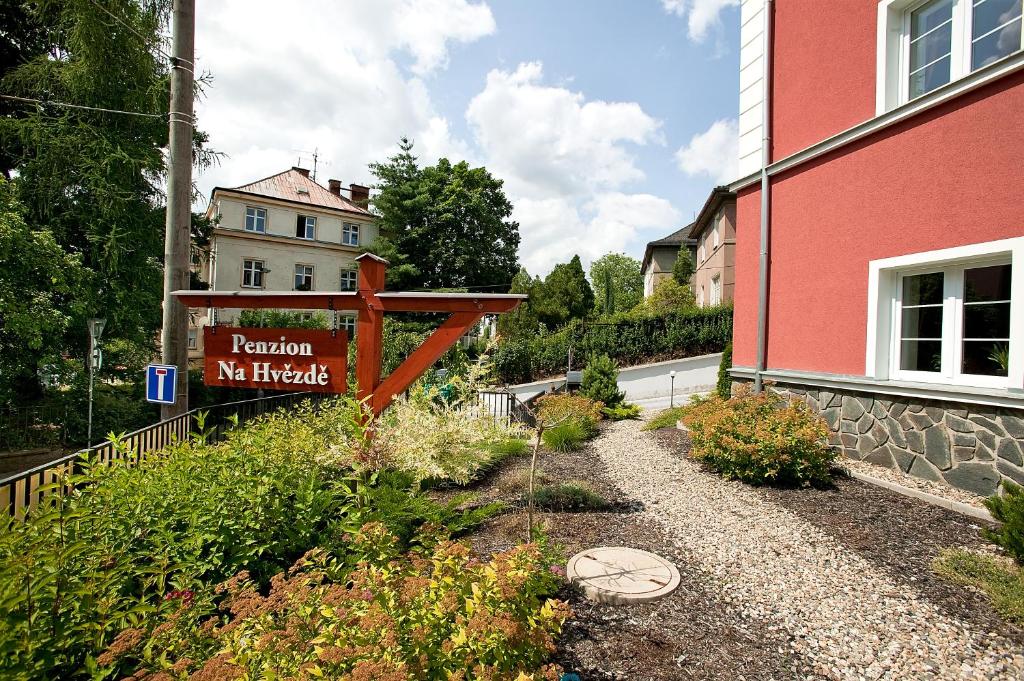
{"left": 370, "top": 311, "right": 484, "bottom": 415}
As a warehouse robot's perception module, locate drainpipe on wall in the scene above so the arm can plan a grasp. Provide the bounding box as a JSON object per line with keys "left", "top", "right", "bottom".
{"left": 753, "top": 0, "right": 774, "bottom": 394}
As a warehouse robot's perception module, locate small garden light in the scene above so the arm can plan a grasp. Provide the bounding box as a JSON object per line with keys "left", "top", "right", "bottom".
{"left": 669, "top": 370, "right": 676, "bottom": 408}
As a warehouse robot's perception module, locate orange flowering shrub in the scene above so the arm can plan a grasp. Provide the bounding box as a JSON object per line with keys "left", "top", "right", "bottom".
{"left": 100, "top": 524, "right": 570, "bottom": 680}
{"left": 681, "top": 388, "right": 834, "bottom": 486}
{"left": 535, "top": 394, "right": 602, "bottom": 433}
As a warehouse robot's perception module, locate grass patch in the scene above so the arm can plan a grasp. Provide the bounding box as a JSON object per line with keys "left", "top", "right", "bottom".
{"left": 531, "top": 482, "right": 610, "bottom": 512}
{"left": 542, "top": 421, "right": 590, "bottom": 452}
{"left": 507, "top": 467, "right": 550, "bottom": 491}
{"left": 643, "top": 406, "right": 685, "bottom": 430}
{"left": 488, "top": 437, "right": 531, "bottom": 458}
{"left": 933, "top": 548, "right": 1024, "bottom": 625}
{"left": 602, "top": 403, "right": 642, "bottom": 421}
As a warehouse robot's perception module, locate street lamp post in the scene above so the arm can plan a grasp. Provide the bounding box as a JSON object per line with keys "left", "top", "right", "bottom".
{"left": 669, "top": 370, "right": 677, "bottom": 408}
{"left": 87, "top": 318, "right": 106, "bottom": 448}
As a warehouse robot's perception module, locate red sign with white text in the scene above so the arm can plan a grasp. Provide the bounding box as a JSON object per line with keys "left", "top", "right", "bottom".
{"left": 203, "top": 327, "right": 347, "bottom": 393}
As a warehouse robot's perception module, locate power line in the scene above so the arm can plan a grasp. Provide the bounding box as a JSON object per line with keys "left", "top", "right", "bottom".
{"left": 1, "top": 94, "right": 167, "bottom": 119}
{"left": 85, "top": 0, "right": 176, "bottom": 63}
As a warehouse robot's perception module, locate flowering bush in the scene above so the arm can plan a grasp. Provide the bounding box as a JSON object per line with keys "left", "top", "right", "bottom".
{"left": 100, "top": 524, "right": 571, "bottom": 680}
{"left": 681, "top": 388, "right": 835, "bottom": 486}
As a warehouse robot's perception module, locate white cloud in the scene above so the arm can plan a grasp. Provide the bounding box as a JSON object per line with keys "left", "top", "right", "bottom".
{"left": 465, "top": 62, "right": 678, "bottom": 275}
{"left": 660, "top": 0, "right": 739, "bottom": 42}
{"left": 674, "top": 118, "right": 738, "bottom": 184}
{"left": 193, "top": 0, "right": 492, "bottom": 205}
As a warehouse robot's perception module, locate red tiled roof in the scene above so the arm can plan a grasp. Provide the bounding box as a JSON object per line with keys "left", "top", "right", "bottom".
{"left": 221, "top": 167, "right": 371, "bottom": 215}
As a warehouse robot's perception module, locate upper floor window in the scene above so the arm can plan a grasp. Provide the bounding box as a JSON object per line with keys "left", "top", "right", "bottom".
{"left": 294, "top": 264, "right": 314, "bottom": 291}
{"left": 867, "top": 237, "right": 1022, "bottom": 389}
{"left": 242, "top": 259, "right": 265, "bottom": 288}
{"left": 338, "top": 314, "right": 356, "bottom": 339}
{"left": 879, "top": 0, "right": 1024, "bottom": 111}
{"left": 296, "top": 214, "right": 316, "bottom": 240}
{"left": 698, "top": 244, "right": 706, "bottom": 263}
{"left": 713, "top": 224, "right": 720, "bottom": 250}
{"left": 245, "top": 206, "right": 266, "bottom": 233}
{"left": 340, "top": 268, "right": 358, "bottom": 291}
{"left": 343, "top": 222, "right": 360, "bottom": 246}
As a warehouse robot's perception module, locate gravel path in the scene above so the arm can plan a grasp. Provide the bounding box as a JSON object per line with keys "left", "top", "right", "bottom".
{"left": 594, "top": 419, "right": 1024, "bottom": 680}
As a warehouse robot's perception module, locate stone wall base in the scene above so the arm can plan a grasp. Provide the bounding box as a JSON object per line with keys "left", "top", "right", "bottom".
{"left": 732, "top": 379, "right": 1024, "bottom": 497}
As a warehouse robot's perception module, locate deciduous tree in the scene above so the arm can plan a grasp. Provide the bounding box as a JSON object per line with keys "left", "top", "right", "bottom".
{"left": 368, "top": 138, "right": 520, "bottom": 291}
{"left": 534, "top": 255, "right": 594, "bottom": 328}
{"left": 589, "top": 252, "right": 643, "bottom": 316}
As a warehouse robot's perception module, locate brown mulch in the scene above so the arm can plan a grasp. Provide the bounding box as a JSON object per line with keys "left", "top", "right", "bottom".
{"left": 653, "top": 427, "right": 1024, "bottom": 648}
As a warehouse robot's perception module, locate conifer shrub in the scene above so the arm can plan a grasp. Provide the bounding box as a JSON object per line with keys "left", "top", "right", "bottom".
{"left": 985, "top": 481, "right": 1024, "bottom": 564}
{"left": 681, "top": 388, "right": 834, "bottom": 486}
{"left": 535, "top": 394, "right": 602, "bottom": 438}
{"left": 581, "top": 354, "right": 625, "bottom": 408}
{"left": 716, "top": 341, "right": 733, "bottom": 398}
{"left": 602, "top": 403, "right": 642, "bottom": 421}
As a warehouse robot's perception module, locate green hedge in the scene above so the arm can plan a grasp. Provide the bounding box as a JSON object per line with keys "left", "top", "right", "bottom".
{"left": 493, "top": 305, "right": 732, "bottom": 384}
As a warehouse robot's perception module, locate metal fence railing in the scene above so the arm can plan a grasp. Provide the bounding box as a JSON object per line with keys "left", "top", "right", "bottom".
{"left": 0, "top": 405, "right": 67, "bottom": 451}
{"left": 477, "top": 390, "right": 536, "bottom": 428}
{"left": 0, "top": 392, "right": 329, "bottom": 519}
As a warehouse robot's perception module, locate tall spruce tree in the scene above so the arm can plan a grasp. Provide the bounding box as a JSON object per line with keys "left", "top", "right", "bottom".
{"left": 535, "top": 255, "right": 594, "bottom": 328}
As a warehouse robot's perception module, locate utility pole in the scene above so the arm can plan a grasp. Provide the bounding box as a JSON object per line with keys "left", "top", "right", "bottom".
{"left": 159, "top": 0, "right": 196, "bottom": 418}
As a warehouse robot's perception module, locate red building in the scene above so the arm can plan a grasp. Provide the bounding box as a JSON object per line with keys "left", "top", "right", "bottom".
{"left": 730, "top": 0, "right": 1024, "bottom": 495}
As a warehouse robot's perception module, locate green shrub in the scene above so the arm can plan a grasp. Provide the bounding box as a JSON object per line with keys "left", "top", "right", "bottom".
{"left": 934, "top": 548, "right": 1024, "bottom": 624}
{"left": 492, "top": 306, "right": 733, "bottom": 384}
{"left": 602, "top": 403, "right": 642, "bottom": 421}
{"left": 237, "top": 309, "right": 329, "bottom": 328}
{"left": 717, "top": 341, "right": 733, "bottom": 399}
{"left": 0, "top": 400, "right": 504, "bottom": 680}
{"left": 581, "top": 354, "right": 624, "bottom": 408}
{"left": 984, "top": 481, "right": 1024, "bottom": 564}
{"left": 531, "top": 482, "right": 610, "bottom": 512}
{"left": 643, "top": 406, "right": 685, "bottom": 431}
{"left": 681, "top": 389, "right": 835, "bottom": 486}
{"left": 98, "top": 526, "right": 570, "bottom": 680}
{"left": 542, "top": 421, "right": 590, "bottom": 452}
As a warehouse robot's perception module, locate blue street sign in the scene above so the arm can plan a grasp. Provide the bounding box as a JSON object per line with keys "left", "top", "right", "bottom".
{"left": 146, "top": 364, "right": 177, "bottom": 404}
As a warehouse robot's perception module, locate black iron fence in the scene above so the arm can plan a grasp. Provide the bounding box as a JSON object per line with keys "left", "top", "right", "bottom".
{"left": 476, "top": 389, "right": 536, "bottom": 428}
{"left": 0, "top": 392, "right": 329, "bottom": 518}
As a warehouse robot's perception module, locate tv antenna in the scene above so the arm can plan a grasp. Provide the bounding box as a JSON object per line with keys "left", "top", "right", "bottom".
{"left": 291, "top": 147, "right": 330, "bottom": 181}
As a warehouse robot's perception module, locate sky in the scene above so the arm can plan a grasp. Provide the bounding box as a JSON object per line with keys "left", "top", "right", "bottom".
{"left": 193, "top": 0, "right": 741, "bottom": 277}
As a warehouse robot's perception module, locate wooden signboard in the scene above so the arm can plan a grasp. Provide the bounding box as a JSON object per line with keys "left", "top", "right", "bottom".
{"left": 203, "top": 327, "right": 347, "bottom": 393}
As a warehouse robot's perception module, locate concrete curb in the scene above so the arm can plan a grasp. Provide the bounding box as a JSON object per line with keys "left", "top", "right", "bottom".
{"left": 847, "top": 470, "right": 996, "bottom": 524}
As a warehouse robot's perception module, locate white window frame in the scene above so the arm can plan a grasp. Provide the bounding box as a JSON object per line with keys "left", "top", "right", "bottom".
{"left": 296, "top": 214, "right": 316, "bottom": 240}
{"left": 187, "top": 328, "right": 198, "bottom": 350}
{"left": 342, "top": 222, "right": 360, "bottom": 247}
{"left": 698, "top": 244, "right": 706, "bottom": 264}
{"left": 340, "top": 268, "right": 358, "bottom": 291}
{"left": 339, "top": 314, "right": 356, "bottom": 338}
{"left": 242, "top": 259, "right": 265, "bottom": 289}
{"left": 866, "top": 237, "right": 1024, "bottom": 390}
{"left": 245, "top": 206, "right": 267, "bottom": 233}
{"left": 294, "top": 263, "right": 314, "bottom": 291}
{"left": 878, "top": 0, "right": 1024, "bottom": 113}
{"left": 711, "top": 274, "right": 722, "bottom": 306}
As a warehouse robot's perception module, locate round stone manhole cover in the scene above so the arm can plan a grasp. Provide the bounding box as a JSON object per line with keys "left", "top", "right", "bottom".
{"left": 566, "top": 547, "right": 680, "bottom": 604}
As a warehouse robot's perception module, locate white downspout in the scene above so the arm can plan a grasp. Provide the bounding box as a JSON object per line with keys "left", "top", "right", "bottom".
{"left": 754, "top": 0, "right": 774, "bottom": 393}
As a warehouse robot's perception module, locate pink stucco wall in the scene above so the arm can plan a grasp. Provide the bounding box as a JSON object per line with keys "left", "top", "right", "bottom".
{"left": 733, "top": 71, "right": 1024, "bottom": 374}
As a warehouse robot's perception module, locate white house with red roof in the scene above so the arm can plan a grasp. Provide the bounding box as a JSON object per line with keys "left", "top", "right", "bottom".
{"left": 190, "top": 167, "right": 377, "bottom": 355}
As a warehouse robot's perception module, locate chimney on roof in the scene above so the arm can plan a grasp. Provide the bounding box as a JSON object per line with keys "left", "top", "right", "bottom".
{"left": 293, "top": 166, "right": 310, "bottom": 178}
{"left": 349, "top": 183, "right": 369, "bottom": 208}
{"left": 327, "top": 179, "right": 342, "bottom": 196}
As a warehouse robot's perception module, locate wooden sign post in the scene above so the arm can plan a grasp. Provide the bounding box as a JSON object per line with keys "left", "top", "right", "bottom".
{"left": 173, "top": 254, "right": 525, "bottom": 416}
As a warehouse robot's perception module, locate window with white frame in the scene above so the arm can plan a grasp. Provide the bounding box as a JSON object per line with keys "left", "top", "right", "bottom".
{"left": 339, "top": 314, "right": 356, "bottom": 338}
{"left": 867, "top": 238, "right": 1023, "bottom": 389}
{"left": 699, "top": 244, "right": 706, "bottom": 263}
{"left": 187, "top": 328, "right": 198, "bottom": 350}
{"left": 340, "top": 268, "right": 358, "bottom": 291}
{"left": 294, "top": 264, "right": 314, "bottom": 291}
{"left": 698, "top": 285, "right": 705, "bottom": 307}
{"left": 296, "top": 214, "right": 316, "bottom": 239}
{"left": 713, "top": 224, "right": 720, "bottom": 250}
{"left": 245, "top": 206, "right": 267, "bottom": 233}
{"left": 242, "top": 259, "right": 265, "bottom": 288}
{"left": 711, "top": 274, "right": 722, "bottom": 306}
{"left": 342, "top": 222, "right": 360, "bottom": 246}
{"left": 878, "top": 0, "right": 1024, "bottom": 111}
